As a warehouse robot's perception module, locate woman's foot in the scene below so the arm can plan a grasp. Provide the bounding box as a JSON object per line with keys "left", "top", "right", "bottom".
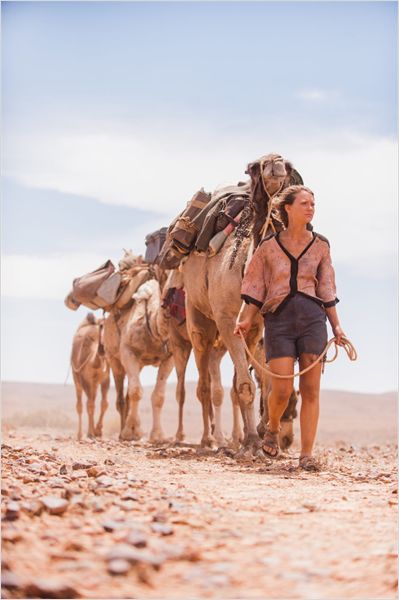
{"left": 261, "top": 428, "right": 280, "bottom": 458}
{"left": 299, "top": 455, "right": 321, "bottom": 472}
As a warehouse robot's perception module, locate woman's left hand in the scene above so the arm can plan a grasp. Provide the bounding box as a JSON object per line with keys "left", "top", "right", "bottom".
{"left": 333, "top": 325, "right": 346, "bottom": 346}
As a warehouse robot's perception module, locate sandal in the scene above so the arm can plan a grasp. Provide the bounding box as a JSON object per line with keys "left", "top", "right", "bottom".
{"left": 261, "top": 428, "right": 280, "bottom": 458}
{"left": 299, "top": 455, "right": 321, "bottom": 472}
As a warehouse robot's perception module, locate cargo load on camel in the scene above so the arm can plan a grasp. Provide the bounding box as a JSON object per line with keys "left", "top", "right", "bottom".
{"left": 64, "top": 252, "right": 154, "bottom": 313}
{"left": 158, "top": 154, "right": 303, "bottom": 270}
{"left": 158, "top": 184, "right": 251, "bottom": 269}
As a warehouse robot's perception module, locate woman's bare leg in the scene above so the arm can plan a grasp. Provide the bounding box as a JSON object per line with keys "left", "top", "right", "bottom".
{"left": 298, "top": 353, "right": 323, "bottom": 457}
{"left": 265, "top": 357, "right": 295, "bottom": 453}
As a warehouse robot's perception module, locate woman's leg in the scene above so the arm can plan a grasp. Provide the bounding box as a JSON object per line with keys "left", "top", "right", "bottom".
{"left": 263, "top": 357, "right": 295, "bottom": 454}
{"left": 298, "top": 353, "right": 323, "bottom": 457}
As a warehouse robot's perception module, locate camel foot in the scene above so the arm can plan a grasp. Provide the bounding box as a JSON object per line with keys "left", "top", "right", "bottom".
{"left": 256, "top": 420, "right": 267, "bottom": 440}
{"left": 214, "top": 433, "right": 228, "bottom": 448}
{"left": 94, "top": 427, "right": 103, "bottom": 438}
{"left": 236, "top": 433, "right": 261, "bottom": 458}
{"left": 119, "top": 427, "right": 142, "bottom": 442}
{"left": 149, "top": 429, "right": 168, "bottom": 444}
{"left": 280, "top": 421, "right": 294, "bottom": 450}
{"left": 200, "top": 435, "right": 217, "bottom": 449}
{"left": 174, "top": 431, "right": 185, "bottom": 443}
{"left": 231, "top": 429, "right": 244, "bottom": 446}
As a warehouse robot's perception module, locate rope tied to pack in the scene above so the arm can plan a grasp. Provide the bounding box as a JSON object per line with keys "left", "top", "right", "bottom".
{"left": 239, "top": 330, "right": 357, "bottom": 379}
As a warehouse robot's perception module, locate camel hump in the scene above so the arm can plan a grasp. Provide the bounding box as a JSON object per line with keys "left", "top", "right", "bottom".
{"left": 259, "top": 232, "right": 277, "bottom": 246}
{"left": 315, "top": 233, "right": 330, "bottom": 247}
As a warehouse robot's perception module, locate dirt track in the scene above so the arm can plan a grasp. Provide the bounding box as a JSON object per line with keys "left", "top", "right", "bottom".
{"left": 1, "top": 426, "right": 397, "bottom": 600}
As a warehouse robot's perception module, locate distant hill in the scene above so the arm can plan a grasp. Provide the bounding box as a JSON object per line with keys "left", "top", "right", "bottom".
{"left": 1, "top": 381, "right": 397, "bottom": 446}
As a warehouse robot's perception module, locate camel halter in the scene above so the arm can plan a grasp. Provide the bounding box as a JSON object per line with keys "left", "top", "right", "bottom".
{"left": 259, "top": 160, "right": 284, "bottom": 238}
{"left": 239, "top": 330, "right": 357, "bottom": 379}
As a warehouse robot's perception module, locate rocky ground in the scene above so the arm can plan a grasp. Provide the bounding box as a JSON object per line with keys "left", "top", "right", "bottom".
{"left": 1, "top": 427, "right": 397, "bottom": 600}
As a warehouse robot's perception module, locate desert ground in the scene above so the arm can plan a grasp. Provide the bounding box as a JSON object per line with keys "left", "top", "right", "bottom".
{"left": 1, "top": 381, "right": 397, "bottom": 599}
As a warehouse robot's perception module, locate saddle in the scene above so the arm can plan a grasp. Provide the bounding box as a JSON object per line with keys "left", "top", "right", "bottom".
{"left": 158, "top": 182, "right": 252, "bottom": 269}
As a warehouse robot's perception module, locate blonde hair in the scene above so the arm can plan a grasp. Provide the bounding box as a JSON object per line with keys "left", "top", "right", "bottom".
{"left": 275, "top": 185, "right": 314, "bottom": 228}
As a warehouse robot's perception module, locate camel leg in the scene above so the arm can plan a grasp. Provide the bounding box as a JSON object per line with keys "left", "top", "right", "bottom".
{"left": 149, "top": 355, "right": 174, "bottom": 443}
{"left": 208, "top": 345, "right": 227, "bottom": 447}
{"left": 94, "top": 372, "right": 110, "bottom": 438}
{"left": 173, "top": 341, "right": 191, "bottom": 443}
{"left": 187, "top": 301, "right": 218, "bottom": 448}
{"left": 109, "top": 357, "right": 126, "bottom": 433}
{"left": 74, "top": 376, "right": 84, "bottom": 441}
{"left": 84, "top": 383, "right": 97, "bottom": 439}
{"left": 253, "top": 343, "right": 297, "bottom": 450}
{"left": 119, "top": 349, "right": 143, "bottom": 441}
{"left": 230, "top": 375, "right": 244, "bottom": 447}
{"left": 215, "top": 317, "right": 259, "bottom": 452}
{"left": 280, "top": 390, "right": 298, "bottom": 450}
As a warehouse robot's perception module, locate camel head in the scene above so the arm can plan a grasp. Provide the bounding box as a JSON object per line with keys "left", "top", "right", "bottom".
{"left": 246, "top": 153, "right": 304, "bottom": 247}
{"left": 119, "top": 249, "right": 144, "bottom": 272}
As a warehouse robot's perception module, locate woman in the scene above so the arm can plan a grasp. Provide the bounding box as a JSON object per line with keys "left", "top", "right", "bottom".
{"left": 234, "top": 185, "right": 345, "bottom": 471}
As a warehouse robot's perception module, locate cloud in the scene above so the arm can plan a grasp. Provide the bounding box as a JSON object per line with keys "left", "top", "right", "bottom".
{"left": 296, "top": 88, "right": 340, "bottom": 102}
{"left": 2, "top": 123, "right": 397, "bottom": 273}
{"left": 1, "top": 252, "right": 121, "bottom": 300}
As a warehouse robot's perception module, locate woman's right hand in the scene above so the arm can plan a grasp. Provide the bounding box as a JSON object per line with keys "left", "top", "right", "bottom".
{"left": 234, "top": 317, "right": 252, "bottom": 337}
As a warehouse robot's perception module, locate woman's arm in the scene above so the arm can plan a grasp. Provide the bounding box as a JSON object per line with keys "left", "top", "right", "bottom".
{"left": 325, "top": 305, "right": 345, "bottom": 346}
{"left": 234, "top": 301, "right": 259, "bottom": 337}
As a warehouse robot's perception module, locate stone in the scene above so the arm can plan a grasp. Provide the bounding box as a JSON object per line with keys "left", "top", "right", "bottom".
{"left": 23, "top": 500, "right": 45, "bottom": 516}
{"left": 49, "top": 477, "right": 66, "bottom": 489}
{"left": 2, "top": 527, "right": 23, "bottom": 543}
{"left": 126, "top": 530, "right": 148, "bottom": 548}
{"left": 151, "top": 523, "right": 174, "bottom": 536}
{"left": 96, "top": 476, "right": 114, "bottom": 488}
{"left": 87, "top": 466, "right": 104, "bottom": 478}
{"left": 41, "top": 496, "right": 69, "bottom": 515}
{"left": 64, "top": 540, "right": 85, "bottom": 552}
{"left": 121, "top": 492, "right": 139, "bottom": 502}
{"left": 108, "top": 559, "right": 130, "bottom": 575}
{"left": 102, "top": 520, "right": 126, "bottom": 532}
{"left": 1, "top": 570, "right": 23, "bottom": 590}
{"left": 152, "top": 512, "right": 168, "bottom": 523}
{"left": 105, "top": 544, "right": 164, "bottom": 569}
{"left": 90, "top": 500, "right": 105, "bottom": 513}
{"left": 61, "top": 487, "right": 81, "bottom": 500}
{"left": 72, "top": 462, "right": 95, "bottom": 471}
{"left": 24, "top": 579, "right": 79, "bottom": 598}
{"left": 59, "top": 465, "right": 68, "bottom": 475}
{"left": 3, "top": 502, "right": 20, "bottom": 521}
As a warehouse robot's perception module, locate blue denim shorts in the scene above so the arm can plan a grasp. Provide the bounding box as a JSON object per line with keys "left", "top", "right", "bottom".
{"left": 264, "top": 294, "right": 328, "bottom": 362}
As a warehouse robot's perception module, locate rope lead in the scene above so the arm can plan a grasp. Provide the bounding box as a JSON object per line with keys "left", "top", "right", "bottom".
{"left": 239, "top": 330, "right": 357, "bottom": 379}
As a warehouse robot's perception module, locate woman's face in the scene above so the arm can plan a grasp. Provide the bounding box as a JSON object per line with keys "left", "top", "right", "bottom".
{"left": 286, "top": 190, "right": 315, "bottom": 226}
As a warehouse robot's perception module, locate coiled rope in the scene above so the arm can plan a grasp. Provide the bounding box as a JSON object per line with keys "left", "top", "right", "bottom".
{"left": 239, "top": 330, "right": 357, "bottom": 379}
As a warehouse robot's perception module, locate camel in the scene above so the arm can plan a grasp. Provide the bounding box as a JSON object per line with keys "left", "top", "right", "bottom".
{"left": 71, "top": 313, "right": 110, "bottom": 440}
{"left": 103, "top": 255, "right": 174, "bottom": 442}
{"left": 162, "top": 270, "right": 241, "bottom": 446}
{"left": 181, "top": 154, "right": 299, "bottom": 452}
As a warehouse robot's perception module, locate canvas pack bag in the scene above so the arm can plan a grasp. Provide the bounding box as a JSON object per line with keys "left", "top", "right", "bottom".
{"left": 145, "top": 228, "right": 168, "bottom": 264}
{"left": 66, "top": 260, "right": 121, "bottom": 311}
{"left": 170, "top": 188, "right": 211, "bottom": 255}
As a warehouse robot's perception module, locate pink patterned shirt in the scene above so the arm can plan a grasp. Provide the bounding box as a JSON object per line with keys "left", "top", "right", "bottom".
{"left": 241, "top": 232, "right": 339, "bottom": 314}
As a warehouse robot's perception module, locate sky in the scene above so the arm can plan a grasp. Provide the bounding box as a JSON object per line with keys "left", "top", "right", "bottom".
{"left": 1, "top": 0, "right": 397, "bottom": 394}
